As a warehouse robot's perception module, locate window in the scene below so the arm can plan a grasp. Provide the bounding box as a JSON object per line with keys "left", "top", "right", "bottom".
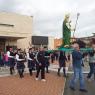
{"left": 0, "top": 23, "right": 14, "bottom": 27}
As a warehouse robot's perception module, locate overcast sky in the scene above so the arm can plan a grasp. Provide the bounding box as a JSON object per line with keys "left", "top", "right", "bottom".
{"left": 0, "top": 0, "right": 95, "bottom": 38}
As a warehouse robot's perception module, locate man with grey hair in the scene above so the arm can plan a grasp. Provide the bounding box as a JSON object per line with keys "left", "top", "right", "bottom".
{"left": 69, "top": 42, "right": 87, "bottom": 92}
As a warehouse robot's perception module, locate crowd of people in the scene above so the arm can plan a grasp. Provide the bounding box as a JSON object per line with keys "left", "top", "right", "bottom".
{"left": 0, "top": 47, "right": 69, "bottom": 81}
{"left": 0, "top": 42, "right": 95, "bottom": 93}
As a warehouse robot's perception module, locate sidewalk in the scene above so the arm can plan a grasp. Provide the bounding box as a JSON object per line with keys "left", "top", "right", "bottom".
{"left": 0, "top": 64, "right": 94, "bottom": 95}
{"left": 0, "top": 64, "right": 68, "bottom": 77}
{"left": 0, "top": 71, "right": 65, "bottom": 95}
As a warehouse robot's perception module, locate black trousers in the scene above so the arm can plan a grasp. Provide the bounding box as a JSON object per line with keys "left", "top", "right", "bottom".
{"left": 36, "top": 66, "right": 45, "bottom": 79}
{"left": 18, "top": 69, "right": 24, "bottom": 78}
{"left": 45, "top": 60, "right": 50, "bottom": 73}
{"left": 10, "top": 67, "right": 14, "bottom": 75}
{"left": 51, "top": 57, "right": 54, "bottom": 63}
{"left": 58, "top": 67, "right": 66, "bottom": 76}
{"left": 45, "top": 66, "right": 49, "bottom": 73}
{"left": 87, "top": 63, "right": 95, "bottom": 79}
{"left": 29, "top": 69, "right": 33, "bottom": 76}
{"left": 9, "top": 58, "right": 15, "bottom": 75}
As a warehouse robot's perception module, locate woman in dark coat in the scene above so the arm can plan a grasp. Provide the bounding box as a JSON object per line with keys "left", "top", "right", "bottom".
{"left": 57, "top": 50, "right": 67, "bottom": 77}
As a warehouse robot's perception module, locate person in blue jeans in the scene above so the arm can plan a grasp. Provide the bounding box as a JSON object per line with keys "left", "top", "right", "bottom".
{"left": 70, "top": 43, "right": 87, "bottom": 92}
{"left": 87, "top": 51, "right": 95, "bottom": 80}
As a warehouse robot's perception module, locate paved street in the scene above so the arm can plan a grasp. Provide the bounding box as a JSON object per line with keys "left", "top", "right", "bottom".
{"left": 0, "top": 71, "right": 65, "bottom": 95}
{"left": 64, "top": 74, "right": 95, "bottom": 95}
{"left": 0, "top": 64, "right": 94, "bottom": 95}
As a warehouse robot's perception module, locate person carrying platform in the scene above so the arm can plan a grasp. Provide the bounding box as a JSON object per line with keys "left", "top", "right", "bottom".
{"left": 57, "top": 50, "right": 67, "bottom": 77}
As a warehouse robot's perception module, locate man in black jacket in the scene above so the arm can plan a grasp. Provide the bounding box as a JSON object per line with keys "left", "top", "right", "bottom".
{"left": 44, "top": 47, "right": 50, "bottom": 73}
{"left": 35, "top": 47, "right": 46, "bottom": 82}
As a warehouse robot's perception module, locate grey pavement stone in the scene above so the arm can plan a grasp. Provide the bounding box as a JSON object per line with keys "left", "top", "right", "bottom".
{"left": 64, "top": 74, "right": 95, "bottom": 95}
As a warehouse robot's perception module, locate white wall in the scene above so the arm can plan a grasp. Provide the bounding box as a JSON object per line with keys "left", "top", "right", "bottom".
{"left": 48, "top": 37, "right": 54, "bottom": 50}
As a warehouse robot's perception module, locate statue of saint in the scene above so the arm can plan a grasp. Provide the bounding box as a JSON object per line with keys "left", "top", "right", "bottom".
{"left": 62, "top": 14, "right": 72, "bottom": 47}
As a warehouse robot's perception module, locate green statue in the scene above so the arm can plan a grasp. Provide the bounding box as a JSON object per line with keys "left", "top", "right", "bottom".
{"left": 62, "top": 14, "right": 71, "bottom": 47}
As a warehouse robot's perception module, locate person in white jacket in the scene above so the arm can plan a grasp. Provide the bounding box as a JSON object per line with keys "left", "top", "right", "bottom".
{"left": 16, "top": 49, "right": 25, "bottom": 78}
{"left": 27, "top": 48, "right": 35, "bottom": 76}
{"left": 7, "top": 48, "right": 15, "bottom": 75}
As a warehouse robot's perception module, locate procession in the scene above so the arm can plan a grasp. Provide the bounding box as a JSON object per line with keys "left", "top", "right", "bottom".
{"left": 0, "top": 13, "right": 95, "bottom": 95}
{"left": 0, "top": 46, "right": 68, "bottom": 79}
{"left": 0, "top": 0, "right": 95, "bottom": 95}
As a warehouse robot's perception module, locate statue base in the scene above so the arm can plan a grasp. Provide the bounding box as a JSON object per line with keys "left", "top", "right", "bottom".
{"left": 58, "top": 45, "right": 72, "bottom": 52}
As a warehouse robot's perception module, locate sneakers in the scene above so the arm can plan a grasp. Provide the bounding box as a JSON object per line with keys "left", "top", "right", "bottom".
{"left": 35, "top": 78, "right": 46, "bottom": 82}
{"left": 79, "top": 89, "right": 88, "bottom": 92}
{"left": 69, "top": 87, "right": 75, "bottom": 91}
{"left": 35, "top": 78, "right": 39, "bottom": 81}
{"left": 41, "top": 79, "right": 46, "bottom": 82}
{"left": 70, "top": 87, "right": 87, "bottom": 93}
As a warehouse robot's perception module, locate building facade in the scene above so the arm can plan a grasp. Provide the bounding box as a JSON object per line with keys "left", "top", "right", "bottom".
{"left": 77, "top": 35, "right": 95, "bottom": 47}
{"left": 32, "top": 36, "right": 54, "bottom": 50}
{"left": 0, "top": 12, "right": 33, "bottom": 51}
{"left": 54, "top": 38, "right": 62, "bottom": 49}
